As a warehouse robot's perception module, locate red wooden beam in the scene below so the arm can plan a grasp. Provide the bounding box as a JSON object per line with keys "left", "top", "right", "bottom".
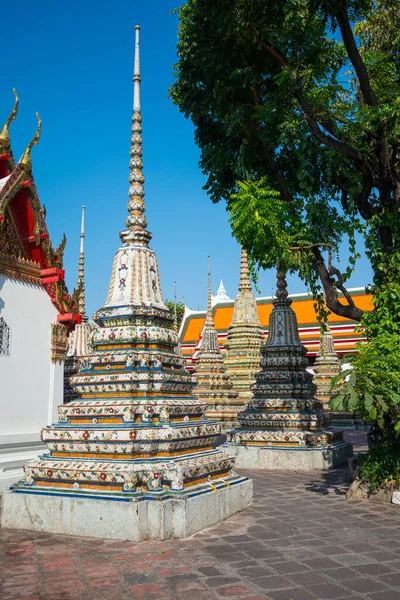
{"left": 57, "top": 313, "right": 82, "bottom": 325}
{"left": 41, "top": 268, "right": 65, "bottom": 285}
{"left": 40, "top": 267, "right": 63, "bottom": 277}
{"left": 24, "top": 232, "right": 49, "bottom": 244}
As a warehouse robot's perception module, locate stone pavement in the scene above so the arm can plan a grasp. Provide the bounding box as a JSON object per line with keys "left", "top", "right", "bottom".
{"left": 2, "top": 460, "right": 400, "bottom": 600}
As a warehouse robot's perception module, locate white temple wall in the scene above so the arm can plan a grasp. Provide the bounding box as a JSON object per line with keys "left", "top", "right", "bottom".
{"left": 0, "top": 275, "right": 62, "bottom": 490}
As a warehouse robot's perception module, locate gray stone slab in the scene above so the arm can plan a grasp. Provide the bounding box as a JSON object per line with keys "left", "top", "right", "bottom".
{"left": 226, "top": 442, "right": 353, "bottom": 470}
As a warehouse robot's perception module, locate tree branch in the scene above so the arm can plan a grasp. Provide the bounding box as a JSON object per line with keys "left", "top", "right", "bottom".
{"left": 313, "top": 249, "right": 364, "bottom": 321}
{"left": 335, "top": 6, "right": 378, "bottom": 107}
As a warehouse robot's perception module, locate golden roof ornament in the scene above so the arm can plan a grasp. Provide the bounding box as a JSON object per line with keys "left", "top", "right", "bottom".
{"left": 0, "top": 89, "right": 19, "bottom": 150}
{"left": 20, "top": 112, "right": 41, "bottom": 172}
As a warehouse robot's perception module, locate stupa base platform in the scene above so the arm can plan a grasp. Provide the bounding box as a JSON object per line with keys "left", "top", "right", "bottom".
{"left": 224, "top": 442, "right": 352, "bottom": 471}
{"left": 330, "top": 412, "right": 368, "bottom": 430}
{"left": 1, "top": 476, "right": 252, "bottom": 541}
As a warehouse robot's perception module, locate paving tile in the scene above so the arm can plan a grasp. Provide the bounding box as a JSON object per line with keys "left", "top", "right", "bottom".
{"left": 287, "top": 570, "right": 331, "bottom": 585}
{"left": 365, "top": 551, "right": 399, "bottom": 563}
{"left": 345, "top": 578, "right": 389, "bottom": 593}
{"left": 381, "top": 559, "right": 400, "bottom": 570}
{"left": 214, "top": 584, "right": 256, "bottom": 597}
{"left": 238, "top": 566, "right": 276, "bottom": 578}
{"left": 270, "top": 561, "right": 311, "bottom": 575}
{"left": 368, "top": 592, "right": 400, "bottom": 600}
{"left": 305, "top": 582, "right": 351, "bottom": 598}
{"left": 321, "top": 567, "right": 364, "bottom": 582}
{"left": 205, "top": 577, "right": 242, "bottom": 587}
{"left": 377, "top": 571, "right": 400, "bottom": 586}
{"left": 353, "top": 563, "right": 393, "bottom": 576}
{"left": 332, "top": 554, "right": 377, "bottom": 566}
{"left": 252, "top": 575, "right": 294, "bottom": 590}
{"left": 303, "top": 557, "right": 342, "bottom": 570}
{"left": 318, "top": 546, "right": 352, "bottom": 556}
{"left": 197, "top": 566, "right": 222, "bottom": 577}
{"left": 267, "top": 589, "right": 316, "bottom": 600}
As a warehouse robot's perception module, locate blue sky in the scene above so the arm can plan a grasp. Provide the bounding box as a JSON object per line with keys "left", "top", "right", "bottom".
{"left": 1, "top": 1, "right": 372, "bottom": 317}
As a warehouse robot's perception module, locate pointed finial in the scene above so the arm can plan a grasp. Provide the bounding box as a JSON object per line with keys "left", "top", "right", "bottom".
{"left": 273, "top": 268, "right": 292, "bottom": 308}
{"left": 173, "top": 281, "right": 178, "bottom": 332}
{"left": 20, "top": 112, "right": 41, "bottom": 172}
{"left": 239, "top": 247, "right": 252, "bottom": 292}
{"left": 0, "top": 89, "right": 19, "bottom": 150}
{"left": 78, "top": 205, "right": 87, "bottom": 321}
{"left": 120, "top": 25, "right": 151, "bottom": 246}
{"left": 207, "top": 256, "right": 212, "bottom": 318}
{"left": 200, "top": 255, "right": 219, "bottom": 351}
{"left": 134, "top": 25, "right": 141, "bottom": 111}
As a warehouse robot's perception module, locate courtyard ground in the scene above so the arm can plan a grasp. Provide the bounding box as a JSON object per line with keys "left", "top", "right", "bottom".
{"left": 2, "top": 432, "right": 400, "bottom": 600}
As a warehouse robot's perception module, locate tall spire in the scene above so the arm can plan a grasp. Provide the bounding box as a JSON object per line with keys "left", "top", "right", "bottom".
{"left": 120, "top": 25, "right": 151, "bottom": 246}
{"left": 200, "top": 256, "right": 219, "bottom": 352}
{"left": 239, "top": 247, "right": 252, "bottom": 292}
{"left": 78, "top": 205, "right": 87, "bottom": 321}
{"left": 193, "top": 256, "right": 240, "bottom": 426}
{"left": 173, "top": 281, "right": 178, "bottom": 332}
{"left": 103, "top": 25, "right": 166, "bottom": 311}
{"left": 206, "top": 256, "right": 212, "bottom": 322}
{"left": 224, "top": 245, "right": 264, "bottom": 403}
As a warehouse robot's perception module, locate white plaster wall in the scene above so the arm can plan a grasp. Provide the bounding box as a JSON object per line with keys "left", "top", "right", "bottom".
{"left": 0, "top": 275, "right": 62, "bottom": 447}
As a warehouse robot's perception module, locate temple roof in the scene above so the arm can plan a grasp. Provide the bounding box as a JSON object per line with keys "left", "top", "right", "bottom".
{"left": 179, "top": 287, "right": 373, "bottom": 360}
{"left": 0, "top": 92, "right": 79, "bottom": 324}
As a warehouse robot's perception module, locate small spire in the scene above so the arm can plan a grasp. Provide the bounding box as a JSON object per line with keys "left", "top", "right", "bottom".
{"left": 319, "top": 322, "right": 336, "bottom": 356}
{"left": 273, "top": 269, "right": 292, "bottom": 308}
{"left": 0, "top": 89, "right": 19, "bottom": 150}
{"left": 78, "top": 206, "right": 87, "bottom": 322}
{"left": 239, "top": 247, "right": 252, "bottom": 292}
{"left": 20, "top": 112, "right": 41, "bottom": 172}
{"left": 207, "top": 256, "right": 212, "bottom": 320}
{"left": 120, "top": 25, "right": 151, "bottom": 246}
{"left": 200, "top": 256, "right": 219, "bottom": 351}
{"left": 217, "top": 280, "right": 226, "bottom": 295}
{"left": 212, "top": 279, "right": 231, "bottom": 306}
{"left": 173, "top": 281, "right": 178, "bottom": 332}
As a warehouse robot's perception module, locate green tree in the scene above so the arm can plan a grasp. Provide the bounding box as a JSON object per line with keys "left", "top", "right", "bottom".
{"left": 171, "top": 0, "right": 400, "bottom": 322}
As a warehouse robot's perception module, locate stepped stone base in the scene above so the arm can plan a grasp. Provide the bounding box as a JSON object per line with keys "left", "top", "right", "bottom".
{"left": 1, "top": 477, "right": 252, "bottom": 541}
{"left": 330, "top": 413, "right": 368, "bottom": 430}
{"left": 225, "top": 442, "right": 352, "bottom": 471}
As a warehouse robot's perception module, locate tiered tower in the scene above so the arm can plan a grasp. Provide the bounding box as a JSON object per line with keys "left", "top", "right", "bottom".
{"left": 3, "top": 26, "right": 252, "bottom": 541}
{"left": 224, "top": 248, "right": 264, "bottom": 402}
{"left": 64, "top": 206, "right": 92, "bottom": 402}
{"left": 227, "top": 271, "right": 352, "bottom": 470}
{"left": 313, "top": 326, "right": 363, "bottom": 429}
{"left": 313, "top": 324, "right": 340, "bottom": 406}
{"left": 193, "top": 258, "right": 241, "bottom": 427}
